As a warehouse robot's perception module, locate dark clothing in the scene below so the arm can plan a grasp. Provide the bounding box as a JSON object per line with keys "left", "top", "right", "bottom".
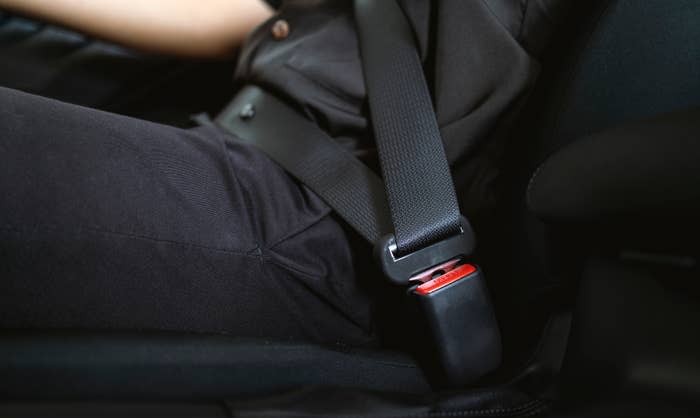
{"left": 0, "top": 0, "right": 568, "bottom": 345}
{"left": 239, "top": 0, "right": 568, "bottom": 211}
{"left": 0, "top": 86, "right": 374, "bottom": 346}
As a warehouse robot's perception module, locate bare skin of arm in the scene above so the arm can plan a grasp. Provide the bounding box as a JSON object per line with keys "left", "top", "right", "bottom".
{"left": 0, "top": 0, "right": 274, "bottom": 58}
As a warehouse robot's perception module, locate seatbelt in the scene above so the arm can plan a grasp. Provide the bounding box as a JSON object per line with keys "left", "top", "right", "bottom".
{"left": 353, "top": 0, "right": 500, "bottom": 386}
{"left": 217, "top": 0, "right": 501, "bottom": 386}
{"left": 217, "top": 2, "right": 463, "bottom": 256}
{"left": 354, "top": 0, "right": 461, "bottom": 257}
{"left": 216, "top": 86, "right": 392, "bottom": 243}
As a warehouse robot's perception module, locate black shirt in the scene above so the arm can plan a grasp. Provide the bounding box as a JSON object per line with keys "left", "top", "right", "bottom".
{"left": 236, "top": 0, "right": 568, "bottom": 212}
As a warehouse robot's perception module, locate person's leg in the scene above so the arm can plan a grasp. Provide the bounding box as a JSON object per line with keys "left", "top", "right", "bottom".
{"left": 0, "top": 86, "right": 375, "bottom": 346}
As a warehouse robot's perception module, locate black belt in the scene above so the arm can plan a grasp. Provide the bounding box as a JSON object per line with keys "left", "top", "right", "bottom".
{"left": 216, "top": 0, "right": 500, "bottom": 387}
{"left": 216, "top": 85, "right": 497, "bottom": 387}
{"left": 216, "top": 86, "right": 477, "bottom": 285}
{"left": 216, "top": 85, "right": 393, "bottom": 244}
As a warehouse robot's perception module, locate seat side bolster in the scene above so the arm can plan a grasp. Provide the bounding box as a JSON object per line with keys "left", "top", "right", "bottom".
{"left": 527, "top": 108, "right": 700, "bottom": 224}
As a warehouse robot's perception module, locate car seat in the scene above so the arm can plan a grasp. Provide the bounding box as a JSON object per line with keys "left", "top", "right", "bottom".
{"left": 0, "top": 0, "right": 699, "bottom": 416}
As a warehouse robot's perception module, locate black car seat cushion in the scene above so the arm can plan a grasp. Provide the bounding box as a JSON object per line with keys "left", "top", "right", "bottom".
{"left": 0, "top": 333, "right": 430, "bottom": 400}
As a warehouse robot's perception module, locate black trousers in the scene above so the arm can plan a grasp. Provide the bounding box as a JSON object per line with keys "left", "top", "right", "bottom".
{"left": 0, "top": 71, "right": 375, "bottom": 346}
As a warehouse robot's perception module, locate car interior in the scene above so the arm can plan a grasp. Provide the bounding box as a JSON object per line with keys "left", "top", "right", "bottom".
{"left": 1, "top": 0, "right": 699, "bottom": 416}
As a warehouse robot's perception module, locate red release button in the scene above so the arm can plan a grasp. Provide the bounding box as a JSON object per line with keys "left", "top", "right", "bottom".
{"left": 415, "top": 264, "right": 477, "bottom": 295}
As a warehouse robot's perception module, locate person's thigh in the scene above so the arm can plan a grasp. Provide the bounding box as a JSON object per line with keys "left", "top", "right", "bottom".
{"left": 0, "top": 87, "right": 374, "bottom": 346}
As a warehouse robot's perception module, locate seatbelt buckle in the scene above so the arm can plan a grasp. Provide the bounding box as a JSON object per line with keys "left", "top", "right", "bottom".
{"left": 410, "top": 263, "right": 501, "bottom": 386}
{"left": 374, "top": 217, "right": 501, "bottom": 386}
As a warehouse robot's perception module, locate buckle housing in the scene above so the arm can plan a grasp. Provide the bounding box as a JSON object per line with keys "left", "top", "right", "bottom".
{"left": 409, "top": 264, "right": 501, "bottom": 386}
{"left": 374, "top": 216, "right": 501, "bottom": 386}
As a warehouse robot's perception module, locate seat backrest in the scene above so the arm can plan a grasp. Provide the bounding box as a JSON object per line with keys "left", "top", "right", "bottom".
{"left": 498, "top": 0, "right": 700, "bottom": 284}
{"left": 494, "top": 0, "right": 700, "bottom": 410}
{"left": 487, "top": 0, "right": 700, "bottom": 383}
{"left": 536, "top": 0, "right": 700, "bottom": 154}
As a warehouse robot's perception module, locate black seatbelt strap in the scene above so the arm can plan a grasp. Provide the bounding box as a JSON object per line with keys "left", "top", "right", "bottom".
{"left": 216, "top": 86, "right": 393, "bottom": 243}
{"left": 218, "top": 0, "right": 501, "bottom": 386}
{"left": 354, "top": 0, "right": 500, "bottom": 386}
{"left": 354, "top": 0, "right": 462, "bottom": 257}
{"left": 218, "top": 3, "right": 464, "bottom": 258}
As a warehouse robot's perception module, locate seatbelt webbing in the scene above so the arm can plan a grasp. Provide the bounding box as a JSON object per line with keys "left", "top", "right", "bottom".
{"left": 218, "top": 0, "right": 463, "bottom": 258}
{"left": 354, "top": 0, "right": 462, "bottom": 256}
{"left": 216, "top": 86, "right": 393, "bottom": 243}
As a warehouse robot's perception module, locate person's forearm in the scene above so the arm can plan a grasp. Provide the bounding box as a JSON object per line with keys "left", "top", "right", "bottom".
{"left": 0, "top": 0, "right": 273, "bottom": 57}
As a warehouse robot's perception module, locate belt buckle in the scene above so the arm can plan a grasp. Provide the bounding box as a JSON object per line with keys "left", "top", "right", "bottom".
{"left": 374, "top": 217, "right": 501, "bottom": 386}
